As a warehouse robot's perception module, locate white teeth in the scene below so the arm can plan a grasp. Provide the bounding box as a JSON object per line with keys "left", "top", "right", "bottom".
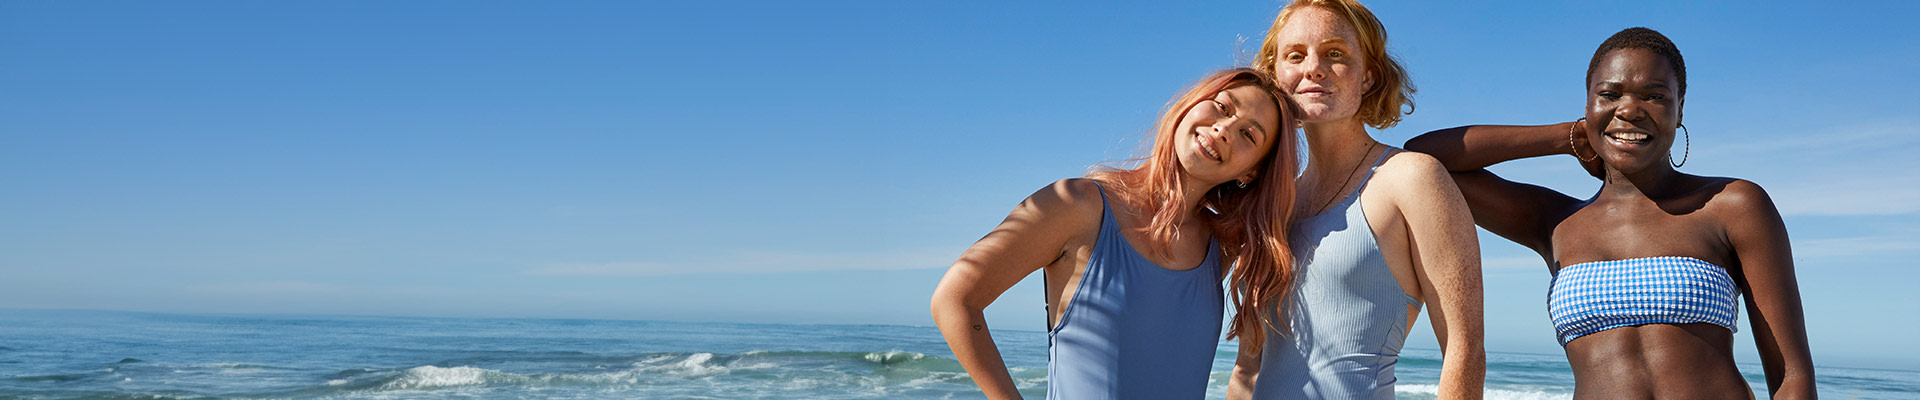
{"left": 1197, "top": 134, "right": 1220, "bottom": 160}
{"left": 1607, "top": 132, "right": 1651, "bottom": 142}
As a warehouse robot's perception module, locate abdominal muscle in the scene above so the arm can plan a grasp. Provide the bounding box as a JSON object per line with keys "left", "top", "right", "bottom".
{"left": 1564, "top": 323, "right": 1751, "bottom": 399}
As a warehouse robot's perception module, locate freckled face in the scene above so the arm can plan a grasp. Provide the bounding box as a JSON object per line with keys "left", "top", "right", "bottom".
{"left": 1174, "top": 84, "right": 1284, "bottom": 186}
{"left": 1268, "top": 7, "right": 1372, "bottom": 124}
{"left": 1585, "top": 48, "right": 1683, "bottom": 174}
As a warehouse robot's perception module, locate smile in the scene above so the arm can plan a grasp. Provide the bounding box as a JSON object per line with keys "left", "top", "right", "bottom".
{"left": 1195, "top": 133, "right": 1222, "bottom": 161}
{"left": 1604, "top": 131, "right": 1653, "bottom": 149}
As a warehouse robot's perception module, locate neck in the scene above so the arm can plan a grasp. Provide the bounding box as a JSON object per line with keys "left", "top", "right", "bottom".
{"left": 1303, "top": 118, "right": 1381, "bottom": 175}
{"left": 1599, "top": 163, "right": 1684, "bottom": 200}
{"left": 1172, "top": 175, "right": 1218, "bottom": 221}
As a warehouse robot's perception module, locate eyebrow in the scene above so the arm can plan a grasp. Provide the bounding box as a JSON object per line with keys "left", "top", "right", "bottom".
{"left": 1595, "top": 80, "right": 1673, "bottom": 92}
{"left": 1223, "top": 91, "right": 1268, "bottom": 141}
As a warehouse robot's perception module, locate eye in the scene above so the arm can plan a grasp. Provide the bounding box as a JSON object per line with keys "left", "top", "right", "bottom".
{"left": 1597, "top": 91, "right": 1622, "bottom": 101}
{"left": 1241, "top": 127, "right": 1257, "bottom": 142}
{"left": 1286, "top": 52, "right": 1304, "bottom": 62}
{"left": 1212, "top": 99, "right": 1227, "bottom": 113}
{"left": 1328, "top": 49, "right": 1344, "bottom": 58}
{"left": 1643, "top": 93, "right": 1666, "bottom": 101}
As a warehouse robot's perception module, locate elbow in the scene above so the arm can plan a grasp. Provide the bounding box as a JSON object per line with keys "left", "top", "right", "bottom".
{"left": 928, "top": 288, "right": 977, "bottom": 325}
{"left": 1403, "top": 131, "right": 1468, "bottom": 171}
{"left": 1403, "top": 133, "right": 1439, "bottom": 153}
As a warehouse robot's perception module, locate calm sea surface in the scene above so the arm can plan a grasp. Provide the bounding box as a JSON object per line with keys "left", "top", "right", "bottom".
{"left": 0, "top": 309, "right": 1911, "bottom": 399}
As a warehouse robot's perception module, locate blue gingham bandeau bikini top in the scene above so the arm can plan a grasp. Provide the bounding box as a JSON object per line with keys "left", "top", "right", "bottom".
{"left": 1547, "top": 256, "right": 1742, "bottom": 346}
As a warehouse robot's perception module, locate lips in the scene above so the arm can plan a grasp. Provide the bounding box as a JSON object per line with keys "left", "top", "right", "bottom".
{"left": 1295, "top": 86, "right": 1330, "bottom": 98}
{"left": 1193, "top": 132, "right": 1222, "bottom": 162}
{"left": 1603, "top": 131, "right": 1653, "bottom": 150}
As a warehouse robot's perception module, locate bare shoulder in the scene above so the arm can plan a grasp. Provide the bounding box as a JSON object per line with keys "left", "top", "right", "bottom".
{"left": 1701, "top": 177, "right": 1786, "bottom": 229}
{"left": 1017, "top": 178, "right": 1108, "bottom": 233}
{"left": 1371, "top": 150, "right": 1460, "bottom": 201}
{"left": 1708, "top": 178, "right": 1779, "bottom": 213}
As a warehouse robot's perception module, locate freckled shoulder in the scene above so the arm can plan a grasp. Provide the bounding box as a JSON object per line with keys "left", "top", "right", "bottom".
{"left": 1371, "top": 150, "right": 1459, "bottom": 202}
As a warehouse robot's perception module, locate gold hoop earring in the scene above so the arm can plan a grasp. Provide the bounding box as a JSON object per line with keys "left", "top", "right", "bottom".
{"left": 1670, "top": 124, "right": 1690, "bottom": 168}
{"left": 1569, "top": 118, "right": 1596, "bottom": 162}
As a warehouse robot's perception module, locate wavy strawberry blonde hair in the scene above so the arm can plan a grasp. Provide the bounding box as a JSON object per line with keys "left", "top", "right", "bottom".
{"left": 1255, "top": 0, "right": 1415, "bottom": 129}
{"left": 1085, "top": 68, "right": 1300, "bottom": 350}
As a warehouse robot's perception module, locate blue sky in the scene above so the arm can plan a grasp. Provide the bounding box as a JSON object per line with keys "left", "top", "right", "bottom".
{"left": 3, "top": 1, "right": 1917, "bottom": 370}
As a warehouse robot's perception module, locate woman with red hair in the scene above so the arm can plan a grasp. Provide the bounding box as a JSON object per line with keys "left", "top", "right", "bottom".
{"left": 1230, "top": 0, "right": 1486, "bottom": 399}
{"left": 932, "top": 68, "right": 1300, "bottom": 399}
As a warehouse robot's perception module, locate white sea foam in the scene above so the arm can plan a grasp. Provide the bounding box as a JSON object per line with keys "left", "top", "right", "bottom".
{"left": 380, "top": 366, "right": 490, "bottom": 390}
{"left": 1397, "top": 384, "right": 1572, "bottom": 400}
{"left": 864, "top": 350, "right": 926, "bottom": 364}
{"left": 633, "top": 353, "right": 731, "bottom": 377}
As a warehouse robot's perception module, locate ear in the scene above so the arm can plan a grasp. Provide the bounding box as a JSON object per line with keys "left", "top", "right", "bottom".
{"left": 1676, "top": 97, "right": 1685, "bottom": 124}
{"left": 1362, "top": 71, "right": 1374, "bottom": 92}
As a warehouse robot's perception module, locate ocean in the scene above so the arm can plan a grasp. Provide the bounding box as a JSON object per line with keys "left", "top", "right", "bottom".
{"left": 0, "top": 309, "right": 1911, "bottom": 399}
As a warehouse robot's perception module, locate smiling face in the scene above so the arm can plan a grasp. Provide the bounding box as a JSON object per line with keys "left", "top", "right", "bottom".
{"left": 1173, "top": 84, "right": 1285, "bottom": 186}
{"left": 1585, "top": 48, "right": 1683, "bottom": 175}
{"left": 1267, "top": 6, "right": 1372, "bottom": 124}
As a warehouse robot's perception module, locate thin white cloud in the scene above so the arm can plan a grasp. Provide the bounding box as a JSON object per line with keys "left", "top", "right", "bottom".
{"left": 1793, "top": 232, "right": 1920, "bottom": 259}
{"left": 187, "top": 281, "right": 350, "bottom": 296}
{"left": 1696, "top": 119, "right": 1920, "bottom": 216}
{"left": 526, "top": 248, "right": 962, "bottom": 277}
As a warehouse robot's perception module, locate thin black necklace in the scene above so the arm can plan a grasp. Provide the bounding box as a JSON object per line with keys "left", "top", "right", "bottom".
{"left": 1311, "top": 142, "right": 1378, "bottom": 217}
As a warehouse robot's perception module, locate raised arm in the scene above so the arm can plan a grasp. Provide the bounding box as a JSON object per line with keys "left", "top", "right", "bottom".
{"left": 1404, "top": 122, "right": 1589, "bottom": 259}
{"left": 1719, "top": 180, "right": 1817, "bottom": 399}
{"left": 1388, "top": 153, "right": 1486, "bottom": 399}
{"left": 1404, "top": 122, "right": 1595, "bottom": 174}
{"left": 931, "top": 178, "right": 1102, "bottom": 399}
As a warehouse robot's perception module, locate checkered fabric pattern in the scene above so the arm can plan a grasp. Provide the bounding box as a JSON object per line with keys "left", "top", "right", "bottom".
{"left": 1547, "top": 256, "right": 1742, "bottom": 345}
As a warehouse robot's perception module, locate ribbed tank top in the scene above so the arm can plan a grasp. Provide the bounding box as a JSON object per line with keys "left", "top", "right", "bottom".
{"left": 1045, "top": 182, "right": 1224, "bottom": 400}
{"left": 1253, "top": 149, "right": 1421, "bottom": 400}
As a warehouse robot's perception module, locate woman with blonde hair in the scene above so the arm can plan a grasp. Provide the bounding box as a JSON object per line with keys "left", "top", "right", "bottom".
{"left": 933, "top": 68, "right": 1301, "bottom": 399}
{"left": 1229, "top": 1, "right": 1486, "bottom": 398}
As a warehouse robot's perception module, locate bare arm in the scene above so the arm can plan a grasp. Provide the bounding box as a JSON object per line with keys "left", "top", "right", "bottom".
{"left": 931, "top": 179, "right": 1102, "bottom": 399}
{"left": 1404, "top": 122, "right": 1594, "bottom": 173}
{"left": 1404, "top": 123, "right": 1588, "bottom": 260}
{"left": 1225, "top": 328, "right": 1261, "bottom": 400}
{"left": 1720, "top": 180, "right": 1817, "bottom": 399}
{"left": 1389, "top": 153, "right": 1486, "bottom": 399}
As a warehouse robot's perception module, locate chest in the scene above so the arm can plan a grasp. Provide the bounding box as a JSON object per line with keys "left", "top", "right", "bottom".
{"left": 1550, "top": 199, "right": 1732, "bottom": 271}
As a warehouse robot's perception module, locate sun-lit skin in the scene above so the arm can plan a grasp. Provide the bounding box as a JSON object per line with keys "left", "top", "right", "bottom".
{"left": 1406, "top": 43, "right": 1817, "bottom": 399}
{"left": 931, "top": 76, "right": 1286, "bottom": 400}
{"left": 1229, "top": 3, "right": 1486, "bottom": 399}
{"left": 1269, "top": 7, "right": 1373, "bottom": 132}
{"left": 1581, "top": 48, "right": 1683, "bottom": 185}
{"left": 1175, "top": 85, "right": 1285, "bottom": 187}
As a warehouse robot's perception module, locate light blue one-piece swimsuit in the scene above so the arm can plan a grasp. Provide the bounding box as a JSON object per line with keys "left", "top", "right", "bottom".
{"left": 1046, "top": 182, "right": 1224, "bottom": 400}
{"left": 1254, "top": 150, "right": 1422, "bottom": 400}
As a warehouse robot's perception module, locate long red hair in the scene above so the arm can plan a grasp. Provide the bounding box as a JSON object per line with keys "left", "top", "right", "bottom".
{"left": 1085, "top": 68, "right": 1300, "bottom": 351}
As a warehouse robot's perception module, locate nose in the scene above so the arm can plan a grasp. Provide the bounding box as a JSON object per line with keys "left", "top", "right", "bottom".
{"left": 1613, "top": 98, "right": 1646, "bottom": 121}
{"left": 1301, "top": 56, "right": 1327, "bottom": 80}
{"left": 1211, "top": 117, "right": 1241, "bottom": 144}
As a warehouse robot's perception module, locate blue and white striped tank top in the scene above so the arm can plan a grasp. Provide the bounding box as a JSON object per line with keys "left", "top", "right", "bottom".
{"left": 1254, "top": 150, "right": 1419, "bottom": 400}
{"left": 1547, "top": 256, "right": 1741, "bottom": 345}
{"left": 1045, "top": 182, "right": 1223, "bottom": 400}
